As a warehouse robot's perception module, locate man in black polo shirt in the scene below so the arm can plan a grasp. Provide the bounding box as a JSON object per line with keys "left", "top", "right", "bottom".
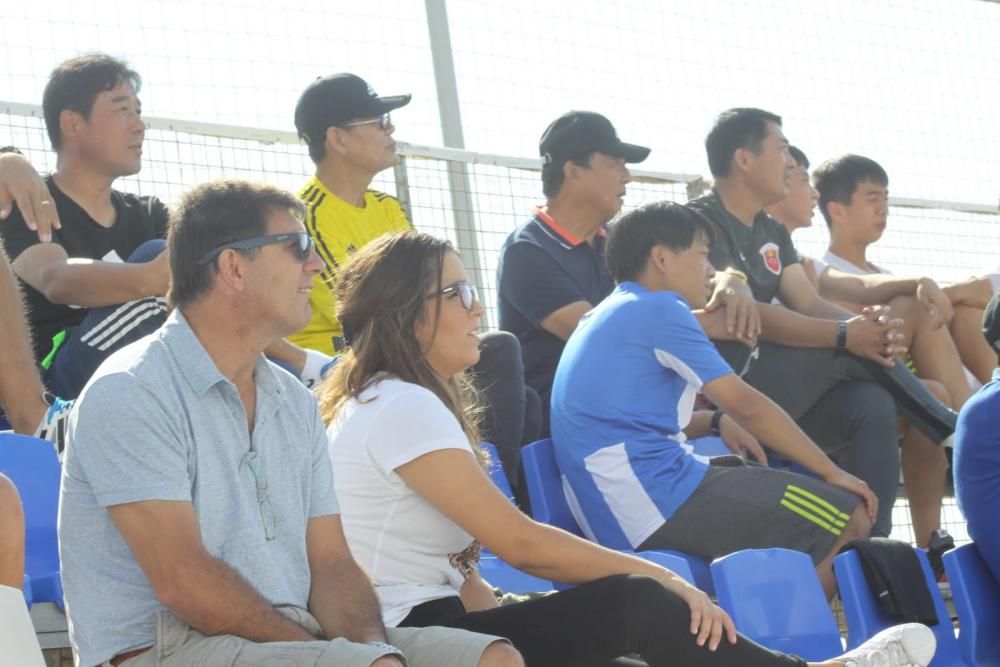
{"left": 497, "top": 112, "right": 642, "bottom": 431}
{"left": 685, "top": 108, "right": 958, "bottom": 536}
{"left": 497, "top": 111, "right": 748, "bottom": 433}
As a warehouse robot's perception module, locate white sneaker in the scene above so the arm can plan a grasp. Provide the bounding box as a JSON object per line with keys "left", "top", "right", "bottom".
{"left": 836, "top": 623, "right": 936, "bottom": 666}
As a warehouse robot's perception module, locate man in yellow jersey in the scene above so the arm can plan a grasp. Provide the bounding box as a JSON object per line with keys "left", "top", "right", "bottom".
{"left": 292, "top": 74, "right": 540, "bottom": 506}
{"left": 291, "top": 74, "right": 412, "bottom": 355}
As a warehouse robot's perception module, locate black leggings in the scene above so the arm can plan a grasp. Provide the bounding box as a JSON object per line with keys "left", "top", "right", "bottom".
{"left": 399, "top": 575, "right": 808, "bottom": 667}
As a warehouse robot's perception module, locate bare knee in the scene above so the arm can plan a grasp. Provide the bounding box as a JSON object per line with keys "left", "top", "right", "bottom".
{"left": 888, "top": 294, "right": 918, "bottom": 320}
{"left": 843, "top": 503, "right": 872, "bottom": 542}
{"left": 0, "top": 474, "right": 24, "bottom": 588}
{"left": 0, "top": 474, "right": 23, "bottom": 532}
{"left": 478, "top": 640, "right": 525, "bottom": 667}
{"left": 888, "top": 294, "right": 920, "bottom": 340}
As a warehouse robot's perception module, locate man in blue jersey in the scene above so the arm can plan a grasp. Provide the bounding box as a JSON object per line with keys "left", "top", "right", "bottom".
{"left": 952, "top": 292, "right": 1000, "bottom": 583}
{"left": 550, "top": 200, "right": 876, "bottom": 598}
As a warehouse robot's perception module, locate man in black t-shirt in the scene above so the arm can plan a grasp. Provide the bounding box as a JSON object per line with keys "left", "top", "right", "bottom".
{"left": 685, "top": 108, "right": 959, "bottom": 537}
{"left": 0, "top": 57, "right": 353, "bottom": 402}
{"left": 0, "top": 55, "right": 170, "bottom": 400}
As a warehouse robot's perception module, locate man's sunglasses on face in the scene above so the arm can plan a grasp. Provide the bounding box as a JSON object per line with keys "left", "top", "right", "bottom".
{"left": 340, "top": 113, "right": 392, "bottom": 131}
{"left": 198, "top": 231, "right": 314, "bottom": 265}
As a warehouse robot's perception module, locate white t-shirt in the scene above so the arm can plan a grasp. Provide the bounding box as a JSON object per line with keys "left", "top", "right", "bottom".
{"left": 819, "top": 252, "right": 999, "bottom": 294}
{"left": 986, "top": 264, "right": 1000, "bottom": 292}
{"left": 817, "top": 250, "right": 889, "bottom": 278}
{"left": 326, "top": 376, "right": 479, "bottom": 627}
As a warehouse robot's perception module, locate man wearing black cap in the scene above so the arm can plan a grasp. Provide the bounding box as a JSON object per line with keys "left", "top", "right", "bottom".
{"left": 290, "top": 73, "right": 414, "bottom": 356}
{"left": 496, "top": 111, "right": 649, "bottom": 431}
{"left": 953, "top": 291, "right": 1000, "bottom": 583}
{"left": 292, "top": 74, "right": 540, "bottom": 505}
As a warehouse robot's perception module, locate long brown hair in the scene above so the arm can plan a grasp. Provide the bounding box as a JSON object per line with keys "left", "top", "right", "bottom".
{"left": 317, "top": 231, "right": 483, "bottom": 448}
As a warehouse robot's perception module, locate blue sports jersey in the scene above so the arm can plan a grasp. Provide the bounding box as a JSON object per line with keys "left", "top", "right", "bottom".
{"left": 550, "top": 282, "right": 734, "bottom": 549}
{"left": 953, "top": 369, "right": 1000, "bottom": 584}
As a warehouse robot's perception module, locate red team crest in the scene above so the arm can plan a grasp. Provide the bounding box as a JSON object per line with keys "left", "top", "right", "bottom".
{"left": 759, "top": 242, "right": 782, "bottom": 275}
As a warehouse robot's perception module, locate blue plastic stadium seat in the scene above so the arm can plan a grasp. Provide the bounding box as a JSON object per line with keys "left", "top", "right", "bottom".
{"left": 521, "top": 439, "right": 584, "bottom": 538}
{"left": 480, "top": 442, "right": 515, "bottom": 504}
{"left": 0, "top": 433, "right": 63, "bottom": 610}
{"left": 712, "top": 548, "right": 842, "bottom": 660}
{"left": 477, "top": 555, "right": 553, "bottom": 594}
{"left": 943, "top": 543, "right": 1000, "bottom": 666}
{"left": 833, "top": 547, "right": 965, "bottom": 666}
{"left": 21, "top": 574, "right": 32, "bottom": 608}
{"left": 450, "top": 443, "right": 551, "bottom": 593}
{"left": 690, "top": 435, "right": 731, "bottom": 458}
{"left": 767, "top": 452, "right": 815, "bottom": 478}
{"left": 520, "top": 438, "right": 712, "bottom": 593}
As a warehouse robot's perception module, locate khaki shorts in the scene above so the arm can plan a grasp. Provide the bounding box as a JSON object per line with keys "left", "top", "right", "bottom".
{"left": 111, "top": 605, "right": 505, "bottom": 667}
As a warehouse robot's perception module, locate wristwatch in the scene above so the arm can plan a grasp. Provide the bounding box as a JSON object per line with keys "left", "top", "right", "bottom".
{"left": 835, "top": 320, "right": 848, "bottom": 349}
{"left": 368, "top": 640, "right": 403, "bottom": 656}
{"left": 710, "top": 410, "right": 724, "bottom": 436}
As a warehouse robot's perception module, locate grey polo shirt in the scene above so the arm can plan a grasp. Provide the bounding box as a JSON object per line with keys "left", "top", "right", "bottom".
{"left": 58, "top": 310, "right": 339, "bottom": 667}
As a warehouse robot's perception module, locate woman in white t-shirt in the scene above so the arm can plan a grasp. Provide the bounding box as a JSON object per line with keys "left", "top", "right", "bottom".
{"left": 319, "top": 231, "right": 931, "bottom": 667}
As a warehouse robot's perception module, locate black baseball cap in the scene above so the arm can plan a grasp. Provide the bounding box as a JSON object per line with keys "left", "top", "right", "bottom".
{"left": 539, "top": 111, "right": 650, "bottom": 165}
{"left": 983, "top": 290, "right": 1000, "bottom": 353}
{"left": 294, "top": 73, "right": 411, "bottom": 146}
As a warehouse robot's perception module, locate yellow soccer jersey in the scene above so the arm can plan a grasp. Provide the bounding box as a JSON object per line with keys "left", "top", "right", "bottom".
{"left": 290, "top": 177, "right": 413, "bottom": 355}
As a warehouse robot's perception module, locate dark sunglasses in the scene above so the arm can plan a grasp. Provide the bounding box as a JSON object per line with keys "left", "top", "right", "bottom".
{"left": 341, "top": 112, "right": 392, "bottom": 131}
{"left": 426, "top": 281, "right": 479, "bottom": 311}
{"left": 198, "top": 232, "right": 314, "bottom": 265}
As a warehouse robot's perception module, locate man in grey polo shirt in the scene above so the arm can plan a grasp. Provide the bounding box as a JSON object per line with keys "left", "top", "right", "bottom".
{"left": 58, "top": 179, "right": 519, "bottom": 667}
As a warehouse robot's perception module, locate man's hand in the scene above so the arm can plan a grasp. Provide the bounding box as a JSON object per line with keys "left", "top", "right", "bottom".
{"left": 915, "top": 277, "right": 952, "bottom": 329}
{"left": 704, "top": 274, "right": 760, "bottom": 346}
{"left": 0, "top": 152, "right": 59, "bottom": 242}
{"left": 694, "top": 308, "right": 746, "bottom": 344}
{"left": 823, "top": 467, "right": 877, "bottom": 524}
{"left": 845, "top": 306, "right": 906, "bottom": 366}
{"left": 718, "top": 414, "right": 767, "bottom": 464}
{"left": 141, "top": 250, "right": 172, "bottom": 296}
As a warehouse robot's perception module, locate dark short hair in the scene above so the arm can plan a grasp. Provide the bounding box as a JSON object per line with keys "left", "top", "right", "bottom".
{"left": 42, "top": 53, "right": 141, "bottom": 150}
{"left": 541, "top": 153, "right": 593, "bottom": 198}
{"left": 606, "top": 201, "right": 714, "bottom": 283}
{"left": 812, "top": 154, "right": 889, "bottom": 226}
{"left": 167, "top": 179, "right": 304, "bottom": 308}
{"left": 705, "top": 108, "right": 782, "bottom": 178}
{"left": 789, "top": 145, "right": 809, "bottom": 169}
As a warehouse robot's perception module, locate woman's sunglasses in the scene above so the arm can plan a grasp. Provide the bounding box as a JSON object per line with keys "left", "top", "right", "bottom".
{"left": 425, "top": 281, "right": 479, "bottom": 311}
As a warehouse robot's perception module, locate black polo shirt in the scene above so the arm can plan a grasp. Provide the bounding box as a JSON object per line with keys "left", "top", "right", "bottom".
{"left": 687, "top": 191, "right": 799, "bottom": 304}
{"left": 497, "top": 209, "right": 615, "bottom": 412}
